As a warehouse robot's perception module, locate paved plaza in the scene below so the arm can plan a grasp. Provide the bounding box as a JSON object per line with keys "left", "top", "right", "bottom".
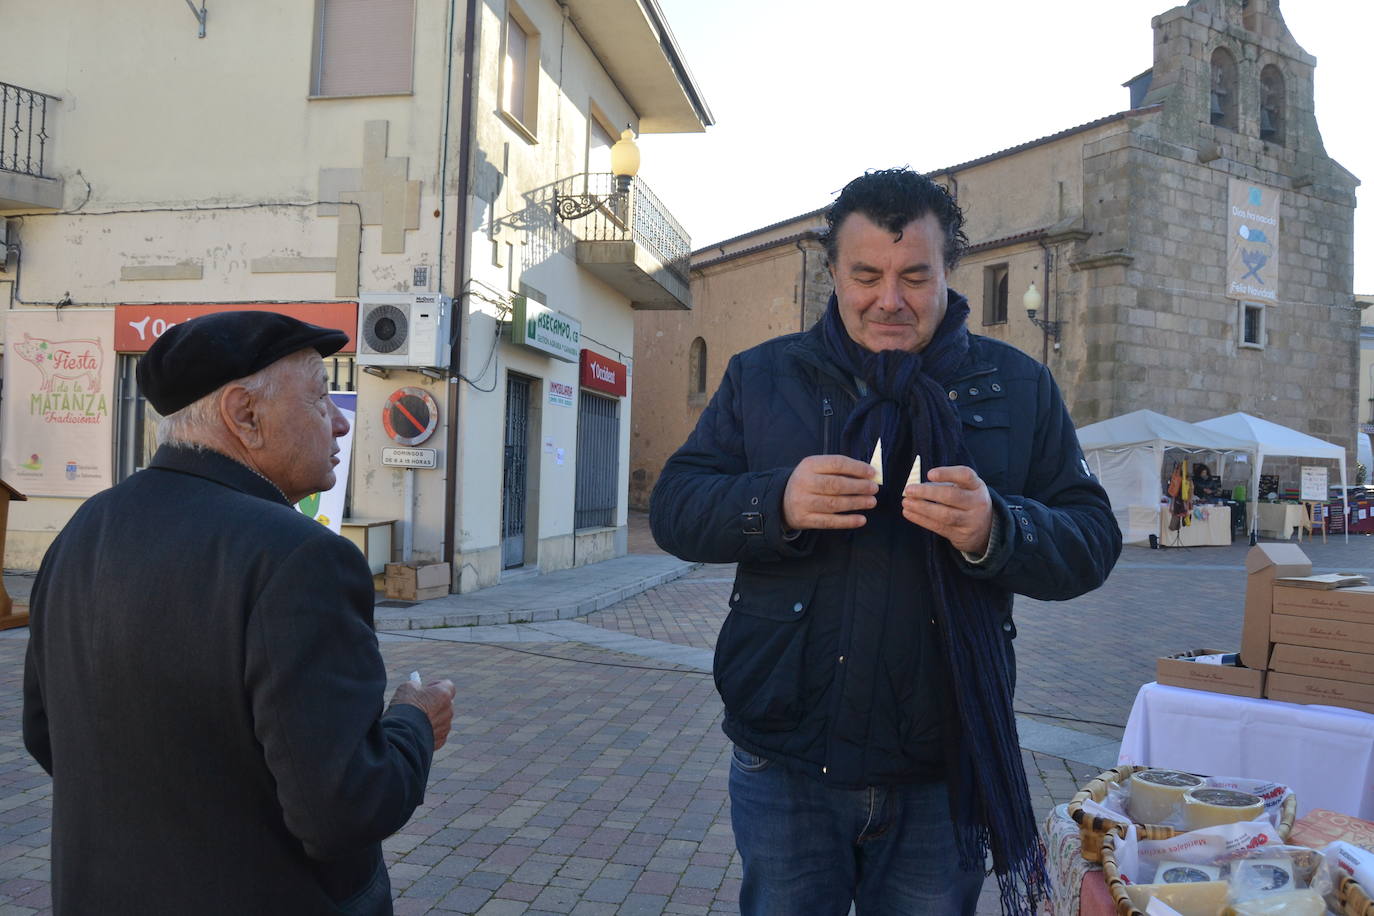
{"left": 1, "top": 518, "right": 1371, "bottom": 914}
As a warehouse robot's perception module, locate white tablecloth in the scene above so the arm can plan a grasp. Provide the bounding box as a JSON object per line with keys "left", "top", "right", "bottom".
{"left": 1157, "top": 504, "right": 1231, "bottom": 547}
{"left": 1118, "top": 682, "right": 1374, "bottom": 819}
{"left": 1256, "top": 502, "right": 1307, "bottom": 539}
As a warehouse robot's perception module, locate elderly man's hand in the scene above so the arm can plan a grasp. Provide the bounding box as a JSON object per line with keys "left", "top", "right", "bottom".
{"left": 901, "top": 465, "right": 994, "bottom": 555}
{"left": 389, "top": 679, "right": 457, "bottom": 751}
{"left": 782, "top": 455, "right": 878, "bottom": 531}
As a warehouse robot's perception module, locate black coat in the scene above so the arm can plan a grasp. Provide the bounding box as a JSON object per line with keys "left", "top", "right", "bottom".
{"left": 650, "top": 320, "right": 1120, "bottom": 788}
{"left": 23, "top": 445, "right": 434, "bottom": 915}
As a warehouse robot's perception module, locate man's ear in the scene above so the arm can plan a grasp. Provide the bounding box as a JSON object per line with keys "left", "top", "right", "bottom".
{"left": 218, "top": 385, "right": 264, "bottom": 450}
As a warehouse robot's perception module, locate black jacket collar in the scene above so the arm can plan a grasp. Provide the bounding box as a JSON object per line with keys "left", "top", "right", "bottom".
{"left": 149, "top": 443, "right": 291, "bottom": 506}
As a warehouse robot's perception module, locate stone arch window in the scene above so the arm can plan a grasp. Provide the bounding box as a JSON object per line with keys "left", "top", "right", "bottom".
{"left": 688, "top": 337, "right": 708, "bottom": 406}
{"left": 1210, "top": 47, "right": 1238, "bottom": 130}
{"left": 1260, "top": 64, "right": 1286, "bottom": 145}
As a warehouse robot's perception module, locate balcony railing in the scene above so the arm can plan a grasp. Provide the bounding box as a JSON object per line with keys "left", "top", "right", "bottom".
{"left": 1, "top": 81, "right": 59, "bottom": 179}
{"left": 552, "top": 173, "right": 690, "bottom": 289}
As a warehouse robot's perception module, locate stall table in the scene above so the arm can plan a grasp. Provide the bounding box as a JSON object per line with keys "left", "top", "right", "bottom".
{"left": 1156, "top": 504, "right": 1231, "bottom": 547}
{"left": 1256, "top": 502, "right": 1308, "bottom": 539}
{"left": 1119, "top": 682, "right": 1374, "bottom": 819}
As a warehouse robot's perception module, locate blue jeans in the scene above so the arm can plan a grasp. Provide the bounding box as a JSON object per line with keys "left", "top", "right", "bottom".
{"left": 729, "top": 745, "right": 985, "bottom": 916}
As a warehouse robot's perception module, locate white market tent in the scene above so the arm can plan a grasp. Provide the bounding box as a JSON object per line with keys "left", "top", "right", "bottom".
{"left": 1077, "top": 409, "right": 1258, "bottom": 545}
{"left": 1196, "top": 412, "right": 1350, "bottom": 542}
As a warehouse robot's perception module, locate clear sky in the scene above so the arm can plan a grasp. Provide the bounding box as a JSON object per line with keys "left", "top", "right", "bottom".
{"left": 639, "top": 0, "right": 1371, "bottom": 292}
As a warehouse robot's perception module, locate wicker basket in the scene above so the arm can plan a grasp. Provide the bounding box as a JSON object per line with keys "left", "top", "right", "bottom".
{"left": 1340, "top": 873, "right": 1374, "bottom": 916}
{"left": 1101, "top": 831, "right": 1345, "bottom": 916}
{"left": 1067, "top": 765, "right": 1298, "bottom": 864}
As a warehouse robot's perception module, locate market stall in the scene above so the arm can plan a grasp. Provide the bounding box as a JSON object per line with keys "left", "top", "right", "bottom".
{"left": 1077, "top": 410, "right": 1256, "bottom": 546}
{"left": 1198, "top": 412, "right": 1350, "bottom": 543}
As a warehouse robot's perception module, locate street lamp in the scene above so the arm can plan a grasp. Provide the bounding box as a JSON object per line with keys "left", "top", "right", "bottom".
{"left": 1023, "top": 281, "right": 1061, "bottom": 342}
{"left": 609, "top": 127, "right": 640, "bottom": 194}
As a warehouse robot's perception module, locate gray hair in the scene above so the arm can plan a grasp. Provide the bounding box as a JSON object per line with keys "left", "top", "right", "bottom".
{"left": 155, "top": 349, "right": 318, "bottom": 447}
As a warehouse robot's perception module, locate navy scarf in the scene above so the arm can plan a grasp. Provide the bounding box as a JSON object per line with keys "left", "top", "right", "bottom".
{"left": 821, "top": 291, "right": 1047, "bottom": 916}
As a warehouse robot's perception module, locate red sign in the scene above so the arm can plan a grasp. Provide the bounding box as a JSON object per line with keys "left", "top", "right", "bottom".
{"left": 113, "top": 302, "right": 358, "bottom": 353}
{"left": 579, "top": 350, "right": 627, "bottom": 397}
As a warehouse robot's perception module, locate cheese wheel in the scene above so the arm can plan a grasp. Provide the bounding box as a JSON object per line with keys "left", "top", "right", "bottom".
{"left": 1128, "top": 769, "right": 1205, "bottom": 824}
{"left": 1124, "top": 880, "right": 1228, "bottom": 916}
{"left": 1183, "top": 787, "right": 1265, "bottom": 830}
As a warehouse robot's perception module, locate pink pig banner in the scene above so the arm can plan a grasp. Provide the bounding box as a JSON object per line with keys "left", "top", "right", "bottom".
{"left": 3, "top": 309, "right": 116, "bottom": 497}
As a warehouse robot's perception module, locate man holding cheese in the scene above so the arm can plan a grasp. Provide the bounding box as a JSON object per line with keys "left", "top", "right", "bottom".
{"left": 650, "top": 168, "right": 1119, "bottom": 915}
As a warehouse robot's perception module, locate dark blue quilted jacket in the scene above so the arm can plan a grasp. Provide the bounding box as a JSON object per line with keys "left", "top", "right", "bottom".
{"left": 650, "top": 318, "right": 1120, "bottom": 788}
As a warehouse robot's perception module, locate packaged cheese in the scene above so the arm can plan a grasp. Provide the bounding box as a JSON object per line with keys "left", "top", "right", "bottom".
{"left": 1129, "top": 769, "right": 1205, "bottom": 825}
{"left": 1183, "top": 787, "right": 1265, "bottom": 830}
{"left": 1124, "top": 880, "right": 1228, "bottom": 916}
{"left": 1155, "top": 861, "right": 1221, "bottom": 883}
{"left": 1221, "top": 889, "right": 1325, "bottom": 915}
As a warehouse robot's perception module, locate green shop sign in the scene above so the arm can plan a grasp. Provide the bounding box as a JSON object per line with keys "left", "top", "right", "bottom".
{"left": 510, "top": 296, "right": 580, "bottom": 363}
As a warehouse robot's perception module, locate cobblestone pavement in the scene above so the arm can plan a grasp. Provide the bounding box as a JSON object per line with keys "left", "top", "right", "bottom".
{"left": 2, "top": 520, "right": 1371, "bottom": 914}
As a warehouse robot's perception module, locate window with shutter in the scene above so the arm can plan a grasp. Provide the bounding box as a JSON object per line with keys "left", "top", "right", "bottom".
{"left": 311, "top": 0, "right": 415, "bottom": 98}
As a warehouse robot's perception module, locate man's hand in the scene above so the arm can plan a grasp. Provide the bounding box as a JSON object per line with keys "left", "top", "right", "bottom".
{"left": 901, "top": 465, "right": 993, "bottom": 555}
{"left": 389, "top": 679, "right": 457, "bottom": 751}
{"left": 782, "top": 455, "right": 878, "bottom": 531}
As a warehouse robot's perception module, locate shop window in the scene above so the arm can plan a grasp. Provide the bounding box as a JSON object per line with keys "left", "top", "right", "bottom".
{"left": 1260, "top": 65, "right": 1286, "bottom": 145}
{"left": 982, "top": 264, "right": 1009, "bottom": 325}
{"left": 574, "top": 390, "right": 619, "bottom": 529}
{"left": 501, "top": 4, "right": 540, "bottom": 138}
{"left": 311, "top": 0, "right": 415, "bottom": 97}
{"left": 1210, "top": 48, "right": 1237, "bottom": 130}
{"left": 688, "top": 337, "right": 708, "bottom": 407}
{"left": 1240, "top": 301, "right": 1265, "bottom": 349}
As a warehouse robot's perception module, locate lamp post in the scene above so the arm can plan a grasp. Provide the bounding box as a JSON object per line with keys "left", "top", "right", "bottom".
{"left": 555, "top": 126, "right": 640, "bottom": 222}
{"left": 1023, "top": 281, "right": 1062, "bottom": 343}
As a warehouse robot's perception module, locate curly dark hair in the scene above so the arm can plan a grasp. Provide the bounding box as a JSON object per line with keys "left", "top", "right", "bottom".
{"left": 822, "top": 168, "right": 968, "bottom": 269}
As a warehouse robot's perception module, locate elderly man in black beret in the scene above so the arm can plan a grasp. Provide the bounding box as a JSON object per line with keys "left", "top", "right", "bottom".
{"left": 22, "top": 310, "right": 456, "bottom": 916}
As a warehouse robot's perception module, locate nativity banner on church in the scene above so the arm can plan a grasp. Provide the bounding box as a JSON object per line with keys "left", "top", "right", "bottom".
{"left": 1226, "top": 178, "right": 1281, "bottom": 302}
{"left": 2, "top": 309, "right": 117, "bottom": 497}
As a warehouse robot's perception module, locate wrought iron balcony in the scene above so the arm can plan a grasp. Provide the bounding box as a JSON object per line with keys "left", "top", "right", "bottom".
{"left": 0, "top": 81, "right": 63, "bottom": 210}
{"left": 551, "top": 173, "right": 691, "bottom": 310}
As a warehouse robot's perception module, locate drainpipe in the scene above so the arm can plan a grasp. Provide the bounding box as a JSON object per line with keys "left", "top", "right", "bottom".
{"left": 443, "top": 0, "right": 480, "bottom": 586}
{"left": 795, "top": 238, "right": 808, "bottom": 331}
{"left": 1036, "top": 236, "right": 1052, "bottom": 365}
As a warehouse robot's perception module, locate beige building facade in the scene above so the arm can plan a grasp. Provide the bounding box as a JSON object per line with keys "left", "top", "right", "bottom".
{"left": 1, "top": 0, "right": 710, "bottom": 588}
{"left": 632, "top": 0, "right": 1360, "bottom": 507}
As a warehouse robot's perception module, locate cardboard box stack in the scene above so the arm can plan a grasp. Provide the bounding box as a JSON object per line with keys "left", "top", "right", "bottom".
{"left": 1156, "top": 543, "right": 1311, "bottom": 698}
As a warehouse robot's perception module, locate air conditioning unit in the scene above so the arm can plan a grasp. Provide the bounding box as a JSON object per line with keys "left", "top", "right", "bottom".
{"left": 356, "top": 293, "right": 451, "bottom": 368}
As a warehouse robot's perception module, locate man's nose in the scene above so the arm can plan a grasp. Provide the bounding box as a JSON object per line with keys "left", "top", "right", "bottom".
{"left": 875, "top": 276, "right": 904, "bottom": 311}
{"left": 330, "top": 401, "right": 350, "bottom": 437}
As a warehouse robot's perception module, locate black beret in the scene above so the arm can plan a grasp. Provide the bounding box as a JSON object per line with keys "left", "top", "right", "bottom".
{"left": 137, "top": 310, "right": 349, "bottom": 415}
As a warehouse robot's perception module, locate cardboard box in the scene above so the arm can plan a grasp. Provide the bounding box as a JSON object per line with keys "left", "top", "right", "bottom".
{"left": 1241, "top": 543, "right": 1312, "bottom": 669}
{"left": 1264, "top": 670, "right": 1374, "bottom": 715}
{"left": 384, "top": 562, "right": 451, "bottom": 602}
{"left": 1272, "top": 584, "right": 1374, "bottom": 623}
{"left": 1156, "top": 648, "right": 1265, "bottom": 698}
{"left": 1268, "top": 643, "right": 1374, "bottom": 686}
{"left": 1270, "top": 613, "right": 1374, "bottom": 655}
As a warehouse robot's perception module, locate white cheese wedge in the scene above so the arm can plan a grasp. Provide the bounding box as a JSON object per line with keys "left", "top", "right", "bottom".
{"left": 869, "top": 439, "right": 883, "bottom": 485}
{"left": 905, "top": 455, "right": 921, "bottom": 490}
{"left": 1225, "top": 889, "right": 1325, "bottom": 915}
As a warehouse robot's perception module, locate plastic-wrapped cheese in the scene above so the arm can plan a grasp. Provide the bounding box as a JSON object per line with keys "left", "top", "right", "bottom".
{"left": 1124, "top": 880, "right": 1228, "bottom": 916}
{"left": 1155, "top": 860, "right": 1221, "bottom": 883}
{"left": 1128, "top": 769, "right": 1205, "bottom": 824}
{"left": 1183, "top": 787, "right": 1265, "bottom": 830}
{"left": 1221, "top": 889, "right": 1325, "bottom": 916}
